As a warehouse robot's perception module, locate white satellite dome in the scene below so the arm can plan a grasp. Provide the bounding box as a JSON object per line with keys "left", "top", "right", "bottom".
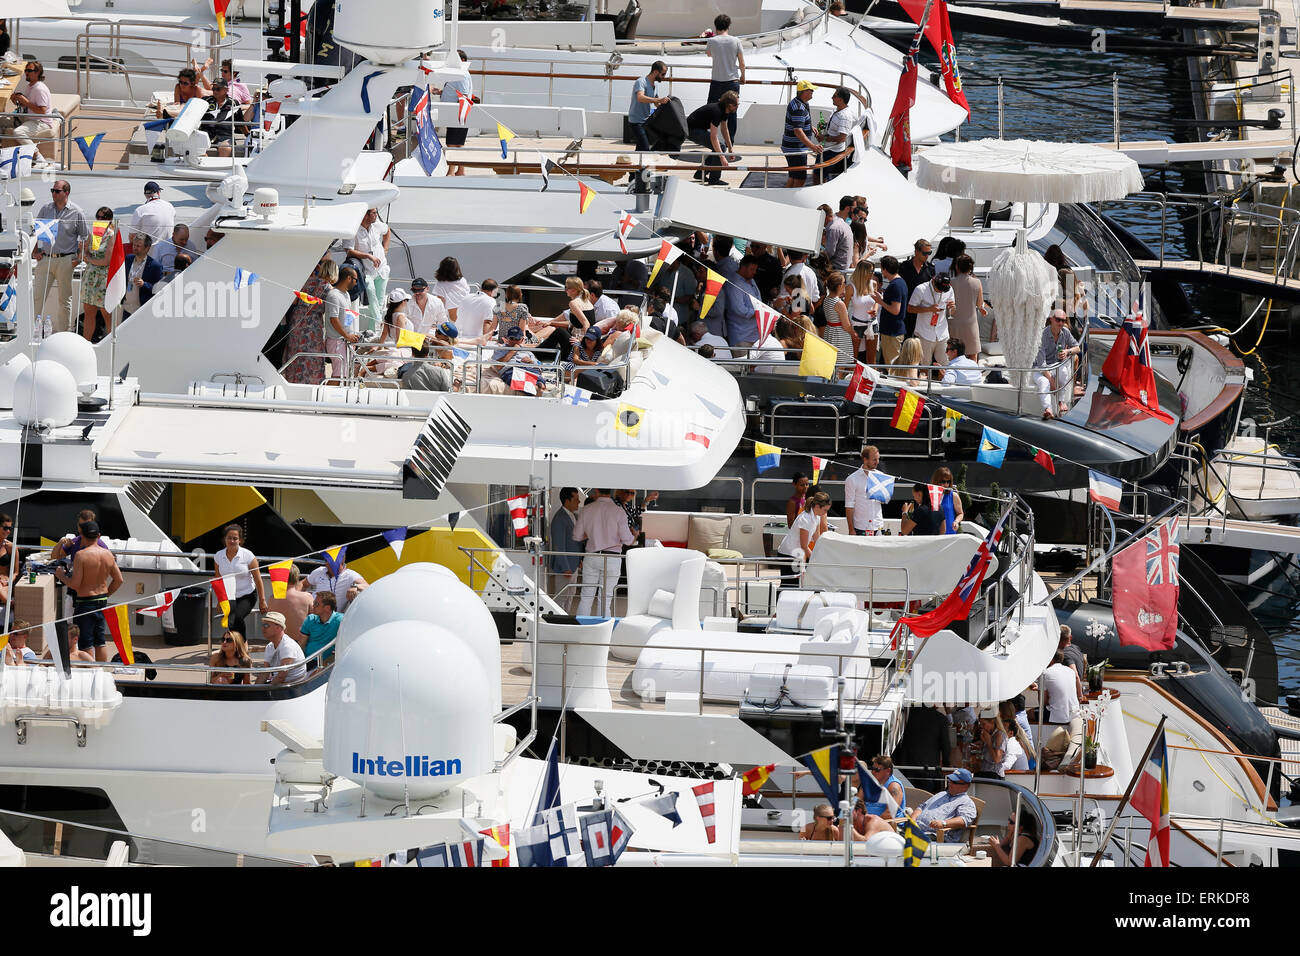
{"left": 336, "top": 562, "right": 500, "bottom": 713}
{"left": 36, "top": 332, "right": 97, "bottom": 395}
{"left": 13, "top": 360, "right": 78, "bottom": 428}
{"left": 332, "top": 0, "right": 445, "bottom": 65}
{"left": 323, "top": 620, "right": 493, "bottom": 800}
{"left": 0, "top": 353, "right": 32, "bottom": 408}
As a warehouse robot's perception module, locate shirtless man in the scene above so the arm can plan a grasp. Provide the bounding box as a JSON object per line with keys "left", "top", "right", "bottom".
{"left": 267, "top": 564, "right": 313, "bottom": 644}
{"left": 52, "top": 520, "right": 123, "bottom": 663}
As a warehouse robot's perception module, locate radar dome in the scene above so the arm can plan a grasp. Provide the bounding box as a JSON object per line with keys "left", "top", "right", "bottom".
{"left": 13, "top": 360, "right": 78, "bottom": 428}
{"left": 323, "top": 620, "right": 492, "bottom": 799}
{"left": 332, "top": 0, "right": 444, "bottom": 65}
{"left": 336, "top": 563, "right": 500, "bottom": 713}
{"left": 0, "top": 353, "right": 32, "bottom": 408}
{"left": 36, "top": 332, "right": 97, "bottom": 395}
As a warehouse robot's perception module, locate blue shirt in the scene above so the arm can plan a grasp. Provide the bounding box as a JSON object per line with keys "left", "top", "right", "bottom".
{"left": 629, "top": 76, "right": 657, "bottom": 125}
{"left": 550, "top": 507, "right": 580, "bottom": 574}
{"left": 722, "top": 272, "right": 761, "bottom": 345}
{"left": 880, "top": 276, "right": 908, "bottom": 337}
{"left": 782, "top": 96, "right": 813, "bottom": 153}
{"left": 915, "top": 789, "right": 977, "bottom": 842}
{"left": 300, "top": 612, "right": 342, "bottom": 661}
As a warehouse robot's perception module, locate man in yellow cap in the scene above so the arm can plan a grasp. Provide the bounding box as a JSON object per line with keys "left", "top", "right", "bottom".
{"left": 781, "top": 79, "right": 823, "bottom": 188}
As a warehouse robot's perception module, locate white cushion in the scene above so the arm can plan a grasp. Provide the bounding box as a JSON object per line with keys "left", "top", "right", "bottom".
{"left": 648, "top": 588, "right": 675, "bottom": 619}
{"left": 774, "top": 590, "right": 856, "bottom": 631}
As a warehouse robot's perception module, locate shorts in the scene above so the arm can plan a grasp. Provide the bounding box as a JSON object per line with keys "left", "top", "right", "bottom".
{"left": 445, "top": 126, "right": 467, "bottom": 147}
{"left": 74, "top": 598, "right": 109, "bottom": 649}
{"left": 784, "top": 151, "right": 807, "bottom": 181}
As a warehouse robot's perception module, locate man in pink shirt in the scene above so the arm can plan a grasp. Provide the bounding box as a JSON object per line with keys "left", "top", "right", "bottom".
{"left": 4, "top": 61, "right": 56, "bottom": 147}
{"left": 572, "top": 488, "right": 635, "bottom": 618}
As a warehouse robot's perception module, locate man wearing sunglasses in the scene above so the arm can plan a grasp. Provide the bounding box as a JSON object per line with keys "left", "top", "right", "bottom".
{"left": 3, "top": 61, "right": 56, "bottom": 147}
{"left": 33, "top": 180, "right": 89, "bottom": 334}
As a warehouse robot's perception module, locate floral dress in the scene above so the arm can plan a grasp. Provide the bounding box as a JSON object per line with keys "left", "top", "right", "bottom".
{"left": 283, "top": 274, "right": 331, "bottom": 384}
{"left": 80, "top": 223, "right": 115, "bottom": 309}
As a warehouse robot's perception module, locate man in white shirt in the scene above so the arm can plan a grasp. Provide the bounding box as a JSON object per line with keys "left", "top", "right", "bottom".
{"left": 130, "top": 182, "right": 176, "bottom": 246}
{"left": 345, "top": 207, "right": 390, "bottom": 297}
{"left": 909, "top": 273, "right": 956, "bottom": 369}
{"left": 260, "top": 611, "right": 306, "bottom": 684}
{"left": 457, "top": 277, "right": 498, "bottom": 340}
{"left": 941, "top": 338, "right": 983, "bottom": 385}
{"left": 306, "top": 561, "right": 369, "bottom": 612}
{"left": 688, "top": 320, "right": 731, "bottom": 360}
{"left": 843, "top": 444, "right": 885, "bottom": 535}
{"left": 783, "top": 252, "right": 821, "bottom": 306}
{"left": 572, "top": 488, "right": 636, "bottom": 618}
{"left": 819, "top": 87, "right": 855, "bottom": 181}
{"left": 586, "top": 280, "right": 620, "bottom": 324}
{"left": 705, "top": 14, "right": 745, "bottom": 141}
{"left": 407, "top": 276, "right": 450, "bottom": 337}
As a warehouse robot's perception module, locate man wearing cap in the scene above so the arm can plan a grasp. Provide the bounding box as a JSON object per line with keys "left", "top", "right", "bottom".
{"left": 909, "top": 271, "right": 956, "bottom": 371}
{"left": 781, "top": 79, "right": 822, "bottom": 188}
{"left": 907, "top": 768, "right": 978, "bottom": 843}
{"left": 32, "top": 179, "right": 89, "bottom": 334}
{"left": 260, "top": 611, "right": 306, "bottom": 684}
{"left": 491, "top": 323, "right": 539, "bottom": 395}
{"left": 407, "top": 277, "right": 450, "bottom": 338}
{"left": 130, "top": 182, "right": 176, "bottom": 247}
{"left": 52, "top": 520, "right": 123, "bottom": 664}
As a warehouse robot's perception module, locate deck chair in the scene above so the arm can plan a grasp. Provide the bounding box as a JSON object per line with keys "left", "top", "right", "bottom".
{"left": 966, "top": 796, "right": 986, "bottom": 851}
{"left": 904, "top": 787, "right": 933, "bottom": 809}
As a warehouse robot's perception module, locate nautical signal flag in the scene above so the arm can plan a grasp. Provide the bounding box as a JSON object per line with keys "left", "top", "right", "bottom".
{"left": 1089, "top": 469, "right": 1123, "bottom": 511}
{"left": 138, "top": 588, "right": 181, "bottom": 617}
{"left": 496, "top": 123, "right": 515, "bottom": 160}
{"left": 1031, "top": 446, "right": 1056, "bottom": 474}
{"left": 233, "top": 268, "right": 258, "bottom": 290}
{"left": 321, "top": 545, "right": 347, "bottom": 576}
{"left": 90, "top": 221, "right": 110, "bottom": 253}
{"left": 692, "top": 782, "right": 718, "bottom": 843}
{"left": 32, "top": 219, "right": 60, "bottom": 247}
{"left": 103, "top": 228, "right": 127, "bottom": 313}
{"left": 0, "top": 144, "right": 37, "bottom": 179}
{"left": 75, "top": 132, "right": 106, "bottom": 169}
{"left": 845, "top": 361, "right": 880, "bottom": 405}
{"left": 103, "top": 604, "right": 134, "bottom": 665}
{"left": 508, "top": 496, "right": 530, "bottom": 538}
{"left": 213, "top": 0, "right": 230, "bottom": 37}
{"left": 741, "top": 763, "right": 776, "bottom": 796}
{"left": 396, "top": 328, "right": 426, "bottom": 350}
{"left": 210, "top": 574, "right": 236, "bottom": 627}
{"left": 867, "top": 470, "right": 895, "bottom": 503}
{"left": 294, "top": 290, "right": 323, "bottom": 307}
{"left": 755, "top": 441, "right": 782, "bottom": 474}
{"left": 752, "top": 296, "right": 782, "bottom": 343}
{"left": 647, "top": 239, "right": 683, "bottom": 287}
{"left": 509, "top": 368, "right": 540, "bottom": 395}
{"left": 976, "top": 425, "right": 1008, "bottom": 468}
{"left": 537, "top": 154, "right": 562, "bottom": 191}
{"left": 800, "top": 745, "right": 840, "bottom": 806}
{"left": 927, "top": 483, "right": 946, "bottom": 511}
{"left": 639, "top": 790, "right": 683, "bottom": 827}
{"left": 480, "top": 823, "right": 511, "bottom": 867}
{"left": 561, "top": 384, "right": 591, "bottom": 406}
{"left": 811, "top": 456, "right": 827, "bottom": 484}
{"left": 615, "top": 211, "right": 638, "bottom": 255}
{"left": 267, "top": 560, "right": 292, "bottom": 600}
{"left": 456, "top": 90, "right": 473, "bottom": 124}
{"left": 798, "top": 333, "right": 838, "bottom": 380}
{"left": 383, "top": 527, "right": 408, "bottom": 561}
{"left": 903, "top": 819, "right": 930, "bottom": 866}
{"left": 615, "top": 402, "right": 645, "bottom": 437}
{"left": 942, "top": 408, "right": 963, "bottom": 442}
{"left": 699, "top": 269, "right": 726, "bottom": 319}
{"left": 891, "top": 388, "right": 924, "bottom": 433}
{"left": 578, "top": 181, "right": 596, "bottom": 214}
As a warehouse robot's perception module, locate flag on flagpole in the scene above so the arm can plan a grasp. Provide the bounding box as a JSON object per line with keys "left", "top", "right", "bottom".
{"left": 798, "top": 333, "right": 838, "bottom": 380}
{"left": 508, "top": 495, "right": 530, "bottom": 538}
{"left": 647, "top": 239, "right": 683, "bottom": 286}
{"left": 456, "top": 89, "right": 473, "bottom": 124}
{"left": 382, "top": 527, "right": 408, "bottom": 561}
{"left": 267, "top": 560, "right": 292, "bottom": 600}
{"left": 867, "top": 470, "right": 895, "bottom": 503}
{"left": 496, "top": 123, "right": 516, "bottom": 159}
{"left": 800, "top": 745, "right": 841, "bottom": 806}
{"left": 615, "top": 211, "right": 638, "bottom": 255}
{"left": 891, "top": 388, "right": 924, "bottom": 433}
{"left": 615, "top": 403, "right": 645, "bottom": 437}
{"left": 699, "top": 269, "right": 726, "bottom": 319}
{"left": 1130, "top": 732, "right": 1171, "bottom": 867}
{"left": 811, "top": 456, "right": 827, "bottom": 485}
{"left": 1101, "top": 310, "right": 1173, "bottom": 424}
{"left": 138, "top": 588, "right": 182, "bottom": 617}
{"left": 578, "top": 181, "right": 596, "bottom": 214}
{"left": 639, "top": 790, "right": 683, "bottom": 826}
{"left": 233, "top": 267, "right": 258, "bottom": 289}
{"left": 903, "top": 819, "right": 930, "bottom": 866}
{"left": 99, "top": 229, "right": 125, "bottom": 306}
{"left": 886, "top": 17, "right": 924, "bottom": 169}
{"left": 755, "top": 441, "right": 782, "bottom": 474}
{"left": 103, "top": 604, "right": 134, "bottom": 665}
{"left": 942, "top": 408, "right": 963, "bottom": 442}
{"left": 213, "top": 0, "right": 230, "bottom": 36}
{"left": 976, "top": 425, "right": 1008, "bottom": 468}
{"left": 844, "top": 361, "right": 880, "bottom": 405}
{"left": 1088, "top": 470, "right": 1123, "bottom": 511}
{"left": 210, "top": 575, "right": 236, "bottom": 627}
{"left": 692, "top": 782, "right": 718, "bottom": 843}
{"left": 561, "top": 384, "right": 591, "bottom": 406}
{"left": 75, "top": 132, "right": 107, "bottom": 169}
{"left": 321, "top": 545, "right": 347, "bottom": 576}
{"left": 1031, "top": 446, "right": 1056, "bottom": 474}
{"left": 897, "top": 0, "right": 970, "bottom": 115}
{"left": 741, "top": 763, "right": 776, "bottom": 796}
{"left": 1112, "top": 517, "right": 1179, "bottom": 652}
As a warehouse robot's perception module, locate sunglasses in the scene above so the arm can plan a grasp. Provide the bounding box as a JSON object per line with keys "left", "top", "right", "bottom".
{"left": 24, "top": 69, "right": 37, "bottom": 74}
{"left": 222, "top": 636, "right": 234, "bottom": 643}
{"left": 0, "top": 525, "right": 11, "bottom": 531}
{"left": 51, "top": 187, "right": 67, "bottom": 193}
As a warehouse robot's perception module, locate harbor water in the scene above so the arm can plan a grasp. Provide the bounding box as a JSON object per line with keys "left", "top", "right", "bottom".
{"left": 955, "top": 31, "right": 1300, "bottom": 703}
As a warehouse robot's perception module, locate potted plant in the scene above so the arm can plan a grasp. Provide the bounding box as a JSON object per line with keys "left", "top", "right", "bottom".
{"left": 1087, "top": 658, "right": 1109, "bottom": 693}
{"left": 1083, "top": 735, "right": 1100, "bottom": 770}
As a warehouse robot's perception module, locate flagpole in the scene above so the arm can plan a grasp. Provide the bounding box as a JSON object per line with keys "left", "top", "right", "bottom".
{"left": 1087, "top": 716, "right": 1166, "bottom": 867}
{"left": 881, "top": 0, "right": 934, "bottom": 160}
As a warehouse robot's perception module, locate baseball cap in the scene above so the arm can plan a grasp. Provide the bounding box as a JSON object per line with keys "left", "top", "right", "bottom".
{"left": 504, "top": 325, "right": 523, "bottom": 339}
{"left": 437, "top": 320, "right": 458, "bottom": 339}
{"left": 583, "top": 327, "right": 603, "bottom": 341}
{"left": 262, "top": 611, "right": 286, "bottom": 628}
{"left": 410, "top": 277, "right": 428, "bottom": 290}
{"left": 387, "top": 288, "right": 411, "bottom": 304}
{"left": 946, "top": 768, "right": 973, "bottom": 784}
{"left": 934, "top": 272, "right": 952, "bottom": 290}
{"left": 79, "top": 520, "right": 100, "bottom": 536}
{"left": 796, "top": 79, "right": 815, "bottom": 92}
{"left": 144, "top": 181, "right": 161, "bottom": 195}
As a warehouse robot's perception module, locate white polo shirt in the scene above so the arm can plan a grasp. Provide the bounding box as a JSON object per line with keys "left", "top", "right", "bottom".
{"left": 456, "top": 291, "right": 497, "bottom": 340}
{"left": 130, "top": 198, "right": 176, "bottom": 246}
{"left": 909, "top": 281, "right": 955, "bottom": 342}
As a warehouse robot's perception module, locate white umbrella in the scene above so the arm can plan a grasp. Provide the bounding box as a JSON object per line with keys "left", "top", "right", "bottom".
{"left": 915, "top": 139, "right": 1144, "bottom": 204}
{"left": 986, "top": 229, "right": 1059, "bottom": 390}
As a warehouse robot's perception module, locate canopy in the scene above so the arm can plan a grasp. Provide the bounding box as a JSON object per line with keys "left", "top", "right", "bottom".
{"left": 915, "top": 138, "right": 1145, "bottom": 203}
{"left": 803, "top": 532, "right": 994, "bottom": 600}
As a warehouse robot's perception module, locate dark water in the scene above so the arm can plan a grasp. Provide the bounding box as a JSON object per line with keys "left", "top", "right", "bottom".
{"left": 951, "top": 32, "right": 1300, "bottom": 703}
